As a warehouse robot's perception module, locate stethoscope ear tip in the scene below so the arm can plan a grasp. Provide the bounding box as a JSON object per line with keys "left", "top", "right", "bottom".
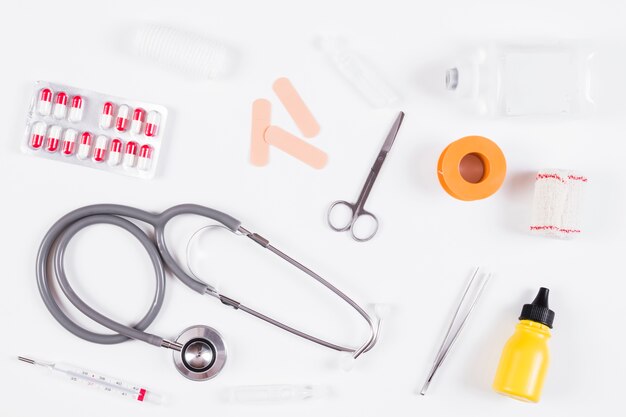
{"left": 371, "top": 303, "right": 392, "bottom": 320}
{"left": 173, "top": 325, "right": 227, "bottom": 381}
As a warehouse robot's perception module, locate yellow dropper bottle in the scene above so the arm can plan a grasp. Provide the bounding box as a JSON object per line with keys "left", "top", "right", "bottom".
{"left": 493, "top": 287, "right": 555, "bottom": 403}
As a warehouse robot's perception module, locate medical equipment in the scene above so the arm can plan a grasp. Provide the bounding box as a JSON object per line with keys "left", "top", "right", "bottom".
{"left": 36, "top": 204, "right": 379, "bottom": 381}
{"left": 493, "top": 288, "right": 555, "bottom": 403}
{"left": 437, "top": 136, "right": 507, "bottom": 201}
{"left": 24, "top": 81, "right": 168, "bottom": 179}
{"left": 18, "top": 356, "right": 162, "bottom": 404}
{"left": 273, "top": 77, "right": 320, "bottom": 138}
{"left": 317, "top": 36, "right": 400, "bottom": 108}
{"left": 327, "top": 111, "right": 404, "bottom": 241}
{"left": 133, "top": 25, "right": 229, "bottom": 79}
{"left": 264, "top": 126, "right": 328, "bottom": 169}
{"left": 226, "top": 384, "right": 328, "bottom": 403}
{"left": 250, "top": 78, "right": 327, "bottom": 168}
{"left": 250, "top": 98, "right": 271, "bottom": 166}
{"left": 530, "top": 170, "right": 587, "bottom": 238}
{"left": 420, "top": 267, "right": 491, "bottom": 395}
{"left": 446, "top": 43, "right": 595, "bottom": 117}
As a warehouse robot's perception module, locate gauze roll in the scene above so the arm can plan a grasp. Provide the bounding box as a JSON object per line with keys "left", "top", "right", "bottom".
{"left": 530, "top": 170, "right": 587, "bottom": 239}
{"left": 133, "top": 25, "right": 229, "bottom": 79}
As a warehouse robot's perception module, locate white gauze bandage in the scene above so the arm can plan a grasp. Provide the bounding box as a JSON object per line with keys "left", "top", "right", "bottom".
{"left": 530, "top": 170, "right": 587, "bottom": 239}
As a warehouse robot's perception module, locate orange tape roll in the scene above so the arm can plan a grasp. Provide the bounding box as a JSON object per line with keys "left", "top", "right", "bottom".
{"left": 437, "top": 136, "right": 506, "bottom": 201}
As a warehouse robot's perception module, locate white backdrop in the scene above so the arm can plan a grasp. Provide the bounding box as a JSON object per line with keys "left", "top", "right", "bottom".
{"left": 1, "top": 1, "right": 624, "bottom": 416}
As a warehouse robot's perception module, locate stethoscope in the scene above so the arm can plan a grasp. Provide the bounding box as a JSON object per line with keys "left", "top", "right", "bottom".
{"left": 36, "top": 204, "right": 379, "bottom": 381}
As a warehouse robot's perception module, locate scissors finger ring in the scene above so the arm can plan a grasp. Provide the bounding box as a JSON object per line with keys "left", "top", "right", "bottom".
{"left": 327, "top": 200, "right": 357, "bottom": 232}
{"left": 349, "top": 211, "right": 379, "bottom": 242}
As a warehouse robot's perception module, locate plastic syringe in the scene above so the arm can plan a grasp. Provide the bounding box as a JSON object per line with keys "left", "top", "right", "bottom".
{"left": 18, "top": 356, "right": 162, "bottom": 405}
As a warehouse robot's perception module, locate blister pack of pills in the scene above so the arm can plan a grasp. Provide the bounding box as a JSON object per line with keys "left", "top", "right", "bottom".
{"left": 22, "top": 81, "right": 168, "bottom": 179}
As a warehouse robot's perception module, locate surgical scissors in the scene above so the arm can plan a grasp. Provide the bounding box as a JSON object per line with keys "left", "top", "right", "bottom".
{"left": 327, "top": 112, "right": 404, "bottom": 242}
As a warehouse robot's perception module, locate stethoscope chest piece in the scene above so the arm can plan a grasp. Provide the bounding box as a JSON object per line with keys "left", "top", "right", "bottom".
{"left": 173, "top": 325, "right": 227, "bottom": 381}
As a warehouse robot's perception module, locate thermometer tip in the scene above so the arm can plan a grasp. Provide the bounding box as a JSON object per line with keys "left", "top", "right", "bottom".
{"left": 18, "top": 356, "right": 35, "bottom": 365}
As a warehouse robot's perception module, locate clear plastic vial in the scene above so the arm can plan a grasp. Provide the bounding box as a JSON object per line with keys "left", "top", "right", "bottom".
{"left": 226, "top": 385, "right": 328, "bottom": 403}
{"left": 317, "top": 36, "right": 400, "bottom": 108}
{"left": 446, "top": 43, "right": 596, "bottom": 117}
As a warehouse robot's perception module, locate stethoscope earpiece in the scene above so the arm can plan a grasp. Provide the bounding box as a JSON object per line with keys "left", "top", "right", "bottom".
{"left": 173, "top": 325, "right": 227, "bottom": 381}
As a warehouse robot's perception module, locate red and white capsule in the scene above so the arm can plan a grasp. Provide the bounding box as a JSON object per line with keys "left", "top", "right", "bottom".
{"left": 138, "top": 144, "right": 153, "bottom": 171}
{"left": 30, "top": 121, "right": 47, "bottom": 149}
{"left": 93, "top": 135, "right": 108, "bottom": 163}
{"left": 37, "top": 88, "right": 53, "bottom": 116}
{"left": 131, "top": 108, "right": 145, "bottom": 134}
{"left": 123, "top": 141, "right": 139, "bottom": 168}
{"left": 46, "top": 125, "right": 63, "bottom": 152}
{"left": 77, "top": 132, "right": 92, "bottom": 160}
{"left": 68, "top": 96, "right": 84, "bottom": 122}
{"left": 144, "top": 111, "right": 160, "bottom": 137}
{"left": 62, "top": 128, "right": 78, "bottom": 156}
{"left": 115, "top": 104, "right": 130, "bottom": 132}
{"left": 108, "top": 139, "right": 123, "bottom": 166}
{"left": 100, "top": 102, "right": 114, "bottom": 129}
{"left": 53, "top": 92, "right": 68, "bottom": 119}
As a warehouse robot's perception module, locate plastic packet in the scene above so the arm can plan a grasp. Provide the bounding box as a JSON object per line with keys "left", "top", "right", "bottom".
{"left": 446, "top": 43, "right": 596, "bottom": 117}
{"left": 23, "top": 81, "right": 168, "bottom": 179}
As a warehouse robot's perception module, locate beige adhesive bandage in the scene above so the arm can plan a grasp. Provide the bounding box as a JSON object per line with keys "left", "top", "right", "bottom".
{"left": 264, "top": 126, "right": 327, "bottom": 169}
{"left": 272, "top": 77, "right": 320, "bottom": 138}
{"left": 250, "top": 99, "right": 271, "bottom": 166}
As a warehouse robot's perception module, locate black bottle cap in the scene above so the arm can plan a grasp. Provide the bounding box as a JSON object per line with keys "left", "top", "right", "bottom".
{"left": 519, "top": 287, "right": 555, "bottom": 328}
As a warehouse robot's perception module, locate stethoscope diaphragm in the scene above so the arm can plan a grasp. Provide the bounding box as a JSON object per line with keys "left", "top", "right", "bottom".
{"left": 173, "top": 325, "right": 227, "bottom": 381}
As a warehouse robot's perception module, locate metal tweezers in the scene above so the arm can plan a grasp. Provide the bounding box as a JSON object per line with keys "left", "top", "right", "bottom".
{"left": 419, "top": 267, "right": 491, "bottom": 395}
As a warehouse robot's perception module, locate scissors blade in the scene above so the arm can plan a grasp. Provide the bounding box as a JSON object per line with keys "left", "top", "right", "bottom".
{"left": 381, "top": 111, "right": 404, "bottom": 152}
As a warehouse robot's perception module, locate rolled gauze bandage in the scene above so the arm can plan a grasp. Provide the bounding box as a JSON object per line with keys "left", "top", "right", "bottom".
{"left": 530, "top": 170, "right": 587, "bottom": 238}
{"left": 133, "top": 25, "right": 228, "bottom": 79}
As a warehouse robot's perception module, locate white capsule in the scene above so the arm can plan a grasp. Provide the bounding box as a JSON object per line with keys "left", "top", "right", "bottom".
{"left": 46, "top": 125, "right": 63, "bottom": 153}
{"left": 30, "top": 121, "right": 47, "bottom": 149}
{"left": 100, "top": 102, "right": 114, "bottom": 129}
{"left": 37, "top": 88, "right": 53, "bottom": 116}
{"left": 93, "top": 135, "right": 108, "bottom": 163}
{"left": 131, "top": 108, "right": 145, "bottom": 134}
{"left": 62, "top": 129, "right": 78, "bottom": 156}
{"left": 123, "top": 141, "right": 139, "bottom": 168}
{"left": 115, "top": 104, "right": 130, "bottom": 132}
{"left": 108, "top": 139, "right": 123, "bottom": 166}
{"left": 68, "top": 96, "right": 84, "bottom": 122}
{"left": 137, "top": 144, "right": 153, "bottom": 171}
{"left": 53, "top": 92, "right": 68, "bottom": 119}
{"left": 77, "top": 131, "right": 92, "bottom": 160}
{"left": 144, "top": 111, "right": 161, "bottom": 137}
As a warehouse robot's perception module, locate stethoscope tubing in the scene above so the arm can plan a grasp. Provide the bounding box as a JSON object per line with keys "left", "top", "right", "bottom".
{"left": 36, "top": 204, "right": 378, "bottom": 358}
{"left": 36, "top": 204, "right": 238, "bottom": 347}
